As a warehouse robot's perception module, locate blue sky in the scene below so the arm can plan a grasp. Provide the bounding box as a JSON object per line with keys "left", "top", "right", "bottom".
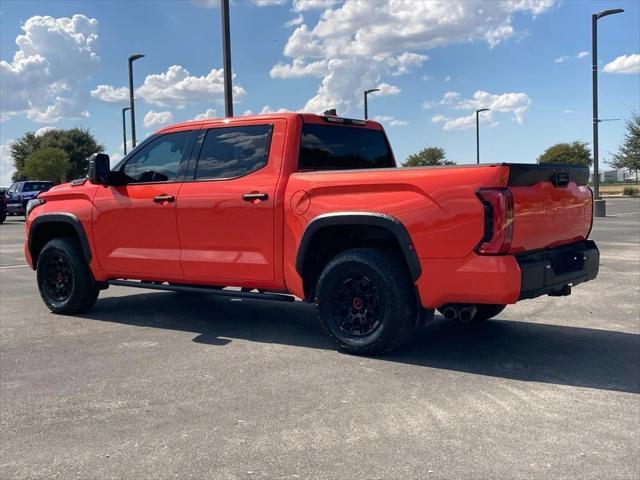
{"left": 1, "top": 0, "right": 639, "bottom": 185}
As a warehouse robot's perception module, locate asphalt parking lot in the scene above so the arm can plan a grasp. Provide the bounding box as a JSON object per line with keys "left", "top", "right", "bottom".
{"left": 1, "top": 198, "right": 639, "bottom": 480}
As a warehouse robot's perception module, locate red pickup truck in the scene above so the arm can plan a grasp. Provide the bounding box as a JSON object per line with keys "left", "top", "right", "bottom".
{"left": 25, "top": 113, "right": 598, "bottom": 354}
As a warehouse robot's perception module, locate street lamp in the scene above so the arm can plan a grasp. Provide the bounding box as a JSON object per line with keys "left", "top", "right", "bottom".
{"left": 475, "top": 108, "right": 490, "bottom": 164}
{"left": 221, "top": 0, "right": 233, "bottom": 117}
{"left": 128, "top": 53, "right": 145, "bottom": 148}
{"left": 363, "top": 88, "right": 380, "bottom": 120}
{"left": 592, "top": 7, "right": 624, "bottom": 217}
{"left": 121, "top": 107, "right": 131, "bottom": 155}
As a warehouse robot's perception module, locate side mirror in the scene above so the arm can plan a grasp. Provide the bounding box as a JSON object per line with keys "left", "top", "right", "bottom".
{"left": 88, "top": 153, "right": 111, "bottom": 185}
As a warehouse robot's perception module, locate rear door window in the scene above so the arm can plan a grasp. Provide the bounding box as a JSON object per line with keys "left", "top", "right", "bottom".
{"left": 299, "top": 124, "right": 395, "bottom": 171}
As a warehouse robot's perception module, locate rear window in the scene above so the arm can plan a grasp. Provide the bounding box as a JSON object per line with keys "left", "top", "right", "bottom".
{"left": 299, "top": 124, "right": 395, "bottom": 171}
{"left": 23, "top": 182, "right": 52, "bottom": 192}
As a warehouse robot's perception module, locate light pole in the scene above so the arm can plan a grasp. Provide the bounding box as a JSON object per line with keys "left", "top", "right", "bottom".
{"left": 475, "top": 108, "right": 490, "bottom": 164}
{"left": 128, "top": 53, "right": 145, "bottom": 148}
{"left": 122, "top": 107, "right": 131, "bottom": 155}
{"left": 221, "top": 0, "right": 233, "bottom": 117}
{"left": 592, "top": 8, "right": 624, "bottom": 217}
{"left": 363, "top": 88, "right": 380, "bottom": 119}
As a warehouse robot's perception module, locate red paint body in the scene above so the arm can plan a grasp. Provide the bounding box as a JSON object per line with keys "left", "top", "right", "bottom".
{"left": 25, "top": 113, "right": 594, "bottom": 308}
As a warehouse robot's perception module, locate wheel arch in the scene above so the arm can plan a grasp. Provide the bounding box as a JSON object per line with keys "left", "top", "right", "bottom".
{"left": 28, "top": 213, "right": 92, "bottom": 269}
{"left": 295, "top": 212, "right": 421, "bottom": 300}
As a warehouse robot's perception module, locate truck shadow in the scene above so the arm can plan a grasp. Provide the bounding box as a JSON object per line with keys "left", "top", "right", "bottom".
{"left": 82, "top": 291, "right": 640, "bottom": 395}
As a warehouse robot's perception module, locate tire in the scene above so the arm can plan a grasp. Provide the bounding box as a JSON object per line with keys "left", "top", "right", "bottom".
{"left": 474, "top": 304, "right": 506, "bottom": 321}
{"left": 315, "top": 248, "right": 416, "bottom": 355}
{"left": 36, "top": 237, "right": 99, "bottom": 314}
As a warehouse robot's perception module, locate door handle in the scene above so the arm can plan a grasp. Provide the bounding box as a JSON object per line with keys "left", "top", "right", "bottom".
{"left": 153, "top": 194, "right": 175, "bottom": 204}
{"left": 242, "top": 192, "right": 268, "bottom": 202}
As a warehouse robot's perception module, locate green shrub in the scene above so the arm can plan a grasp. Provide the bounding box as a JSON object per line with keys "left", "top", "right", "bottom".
{"left": 622, "top": 186, "right": 639, "bottom": 196}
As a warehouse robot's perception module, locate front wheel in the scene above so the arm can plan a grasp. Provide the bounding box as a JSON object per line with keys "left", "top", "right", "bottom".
{"left": 37, "top": 237, "right": 99, "bottom": 314}
{"left": 315, "top": 248, "right": 416, "bottom": 355}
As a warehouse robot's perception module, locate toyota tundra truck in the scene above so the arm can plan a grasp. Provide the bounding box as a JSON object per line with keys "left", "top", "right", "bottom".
{"left": 24, "top": 113, "right": 599, "bottom": 354}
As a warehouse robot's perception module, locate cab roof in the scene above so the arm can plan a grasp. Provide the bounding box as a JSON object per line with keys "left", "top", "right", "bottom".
{"left": 155, "top": 112, "right": 384, "bottom": 135}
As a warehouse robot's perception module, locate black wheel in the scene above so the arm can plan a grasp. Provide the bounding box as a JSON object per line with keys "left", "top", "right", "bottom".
{"left": 37, "top": 237, "right": 99, "bottom": 314}
{"left": 474, "top": 304, "right": 506, "bottom": 321}
{"left": 315, "top": 248, "right": 416, "bottom": 355}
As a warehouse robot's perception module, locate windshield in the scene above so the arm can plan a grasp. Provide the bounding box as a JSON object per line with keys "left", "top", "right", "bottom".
{"left": 298, "top": 124, "right": 395, "bottom": 171}
{"left": 23, "top": 182, "right": 52, "bottom": 192}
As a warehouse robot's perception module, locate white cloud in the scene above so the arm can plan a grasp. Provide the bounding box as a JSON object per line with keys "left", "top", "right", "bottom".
{"left": 372, "top": 83, "right": 401, "bottom": 96}
{"left": 143, "top": 110, "right": 173, "bottom": 128}
{"left": 270, "top": 58, "right": 328, "bottom": 78}
{"left": 431, "top": 111, "right": 497, "bottom": 131}
{"left": 603, "top": 54, "right": 640, "bottom": 74}
{"left": 373, "top": 115, "right": 408, "bottom": 127}
{"left": 562, "top": 109, "right": 574, "bottom": 114}
{"left": 272, "top": 1, "right": 553, "bottom": 116}
{"left": 293, "top": 0, "right": 339, "bottom": 12}
{"left": 0, "top": 142, "right": 15, "bottom": 186}
{"left": 194, "top": 108, "right": 218, "bottom": 120}
{"left": 285, "top": 14, "right": 305, "bottom": 28}
{"left": 94, "top": 65, "right": 248, "bottom": 109}
{"left": 252, "top": 0, "right": 287, "bottom": 5}
{"left": 259, "top": 105, "right": 290, "bottom": 114}
{"left": 428, "top": 90, "right": 530, "bottom": 130}
{"left": 91, "top": 85, "right": 129, "bottom": 103}
{"left": 0, "top": 14, "right": 99, "bottom": 123}
{"left": 35, "top": 126, "right": 59, "bottom": 136}
{"left": 193, "top": 0, "right": 286, "bottom": 6}
{"left": 444, "top": 76, "right": 452, "bottom": 83}
{"left": 555, "top": 51, "right": 590, "bottom": 63}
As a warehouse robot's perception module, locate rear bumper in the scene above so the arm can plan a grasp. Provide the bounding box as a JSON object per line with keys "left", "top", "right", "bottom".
{"left": 516, "top": 240, "right": 599, "bottom": 300}
{"left": 415, "top": 240, "right": 599, "bottom": 308}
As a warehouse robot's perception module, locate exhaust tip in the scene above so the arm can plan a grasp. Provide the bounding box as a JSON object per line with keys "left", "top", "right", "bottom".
{"left": 458, "top": 306, "right": 478, "bottom": 323}
{"left": 442, "top": 307, "right": 458, "bottom": 320}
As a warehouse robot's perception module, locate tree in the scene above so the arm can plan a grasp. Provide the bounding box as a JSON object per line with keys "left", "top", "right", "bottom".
{"left": 23, "top": 147, "right": 70, "bottom": 184}
{"left": 609, "top": 111, "right": 640, "bottom": 184}
{"left": 537, "top": 141, "right": 592, "bottom": 166}
{"left": 11, "top": 128, "right": 104, "bottom": 181}
{"left": 404, "top": 147, "right": 455, "bottom": 167}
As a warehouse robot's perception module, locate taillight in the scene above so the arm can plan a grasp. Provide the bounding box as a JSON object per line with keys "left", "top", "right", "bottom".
{"left": 475, "top": 188, "right": 514, "bottom": 255}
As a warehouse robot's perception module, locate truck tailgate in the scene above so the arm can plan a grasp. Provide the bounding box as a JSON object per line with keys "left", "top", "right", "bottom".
{"left": 507, "top": 164, "right": 593, "bottom": 253}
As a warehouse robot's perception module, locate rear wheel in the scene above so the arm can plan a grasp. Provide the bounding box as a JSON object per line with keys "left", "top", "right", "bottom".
{"left": 315, "top": 248, "right": 415, "bottom": 355}
{"left": 36, "top": 237, "right": 99, "bottom": 314}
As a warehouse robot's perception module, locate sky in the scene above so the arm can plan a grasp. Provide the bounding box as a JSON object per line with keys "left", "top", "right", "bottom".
{"left": 1, "top": 0, "right": 639, "bottom": 185}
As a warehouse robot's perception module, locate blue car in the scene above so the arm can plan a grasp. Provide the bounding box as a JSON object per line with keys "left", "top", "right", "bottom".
{"left": 5, "top": 181, "right": 53, "bottom": 216}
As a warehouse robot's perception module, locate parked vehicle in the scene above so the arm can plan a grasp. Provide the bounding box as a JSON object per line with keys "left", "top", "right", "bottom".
{"left": 6, "top": 181, "right": 53, "bottom": 216}
{"left": 0, "top": 188, "right": 6, "bottom": 224}
{"left": 24, "top": 113, "right": 599, "bottom": 354}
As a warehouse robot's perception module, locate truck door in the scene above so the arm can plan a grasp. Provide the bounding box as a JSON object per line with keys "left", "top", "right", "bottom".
{"left": 176, "top": 120, "right": 286, "bottom": 284}
{"left": 92, "top": 129, "right": 195, "bottom": 277}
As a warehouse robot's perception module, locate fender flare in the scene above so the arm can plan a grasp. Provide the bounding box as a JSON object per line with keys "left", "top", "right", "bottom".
{"left": 29, "top": 213, "right": 92, "bottom": 268}
{"left": 295, "top": 212, "right": 422, "bottom": 282}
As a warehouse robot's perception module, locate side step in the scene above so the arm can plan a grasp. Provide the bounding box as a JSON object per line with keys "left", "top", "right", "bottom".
{"left": 107, "top": 280, "right": 296, "bottom": 303}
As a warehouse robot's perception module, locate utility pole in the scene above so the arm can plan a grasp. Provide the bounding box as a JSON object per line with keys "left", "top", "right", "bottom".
{"left": 122, "top": 107, "right": 131, "bottom": 155}
{"left": 128, "top": 54, "right": 145, "bottom": 148}
{"left": 221, "top": 0, "right": 233, "bottom": 117}
{"left": 363, "top": 88, "right": 380, "bottom": 119}
{"left": 475, "top": 108, "right": 490, "bottom": 164}
{"left": 592, "top": 8, "right": 624, "bottom": 217}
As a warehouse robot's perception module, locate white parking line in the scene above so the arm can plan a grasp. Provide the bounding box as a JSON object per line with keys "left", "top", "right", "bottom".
{"left": 606, "top": 212, "right": 640, "bottom": 217}
{"left": 0, "top": 264, "right": 29, "bottom": 270}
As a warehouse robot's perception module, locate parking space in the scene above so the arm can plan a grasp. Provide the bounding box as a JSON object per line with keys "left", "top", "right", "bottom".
{"left": 1, "top": 198, "right": 638, "bottom": 479}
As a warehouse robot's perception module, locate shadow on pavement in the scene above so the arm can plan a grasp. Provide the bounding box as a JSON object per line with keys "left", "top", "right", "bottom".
{"left": 82, "top": 291, "right": 640, "bottom": 395}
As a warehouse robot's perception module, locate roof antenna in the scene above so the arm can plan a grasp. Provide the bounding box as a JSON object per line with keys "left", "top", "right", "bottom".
{"left": 323, "top": 109, "right": 337, "bottom": 116}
